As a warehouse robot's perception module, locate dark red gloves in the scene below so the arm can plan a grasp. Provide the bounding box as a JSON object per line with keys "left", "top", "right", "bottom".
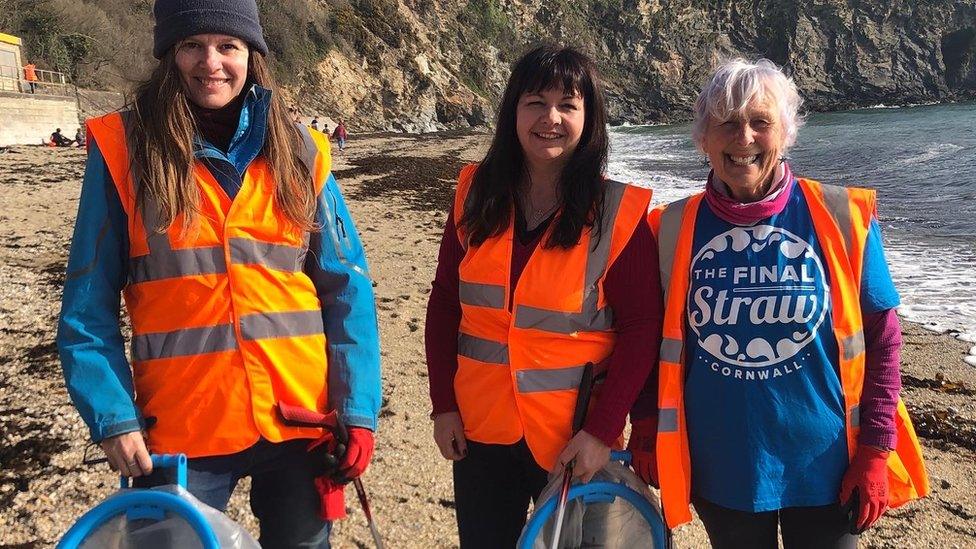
{"left": 627, "top": 417, "right": 658, "bottom": 488}
{"left": 839, "top": 446, "right": 890, "bottom": 533}
{"left": 306, "top": 426, "right": 374, "bottom": 520}
{"left": 338, "top": 427, "right": 375, "bottom": 481}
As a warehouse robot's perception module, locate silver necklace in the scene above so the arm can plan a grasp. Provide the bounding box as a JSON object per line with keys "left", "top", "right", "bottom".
{"left": 521, "top": 174, "right": 560, "bottom": 230}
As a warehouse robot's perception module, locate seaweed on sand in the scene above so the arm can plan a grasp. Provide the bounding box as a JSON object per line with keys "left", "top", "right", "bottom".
{"left": 336, "top": 154, "right": 467, "bottom": 213}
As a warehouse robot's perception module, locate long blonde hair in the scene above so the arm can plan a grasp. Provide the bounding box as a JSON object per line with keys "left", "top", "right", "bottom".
{"left": 129, "top": 50, "right": 316, "bottom": 234}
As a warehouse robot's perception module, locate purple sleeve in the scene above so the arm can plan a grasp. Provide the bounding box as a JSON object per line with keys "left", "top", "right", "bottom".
{"left": 858, "top": 308, "right": 902, "bottom": 449}
{"left": 582, "top": 221, "right": 664, "bottom": 446}
{"left": 424, "top": 210, "right": 464, "bottom": 415}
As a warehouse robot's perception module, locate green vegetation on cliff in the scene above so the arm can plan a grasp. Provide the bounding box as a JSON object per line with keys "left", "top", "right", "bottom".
{"left": 1, "top": 0, "right": 974, "bottom": 129}
{"left": 0, "top": 0, "right": 405, "bottom": 89}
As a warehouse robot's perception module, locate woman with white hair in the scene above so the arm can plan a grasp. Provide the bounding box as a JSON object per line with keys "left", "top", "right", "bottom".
{"left": 627, "top": 58, "right": 929, "bottom": 547}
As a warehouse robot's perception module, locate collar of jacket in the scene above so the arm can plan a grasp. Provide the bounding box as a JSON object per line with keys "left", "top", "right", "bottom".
{"left": 193, "top": 83, "right": 271, "bottom": 176}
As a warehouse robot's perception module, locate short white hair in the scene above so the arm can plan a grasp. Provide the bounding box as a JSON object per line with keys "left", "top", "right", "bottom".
{"left": 691, "top": 58, "right": 804, "bottom": 152}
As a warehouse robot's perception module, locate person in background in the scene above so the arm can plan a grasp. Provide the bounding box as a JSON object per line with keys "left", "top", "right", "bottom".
{"left": 23, "top": 61, "right": 38, "bottom": 94}
{"left": 57, "top": 1, "right": 381, "bottom": 546}
{"left": 74, "top": 128, "right": 86, "bottom": 148}
{"left": 332, "top": 119, "right": 347, "bottom": 151}
{"left": 50, "top": 128, "right": 72, "bottom": 147}
{"left": 311, "top": 116, "right": 319, "bottom": 131}
{"left": 634, "top": 57, "right": 928, "bottom": 548}
{"left": 425, "top": 45, "right": 662, "bottom": 548}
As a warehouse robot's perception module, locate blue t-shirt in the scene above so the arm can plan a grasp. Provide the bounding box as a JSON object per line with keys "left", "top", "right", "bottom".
{"left": 684, "top": 180, "right": 899, "bottom": 512}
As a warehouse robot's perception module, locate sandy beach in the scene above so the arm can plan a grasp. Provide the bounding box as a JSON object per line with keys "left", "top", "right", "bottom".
{"left": 1, "top": 136, "right": 974, "bottom": 548}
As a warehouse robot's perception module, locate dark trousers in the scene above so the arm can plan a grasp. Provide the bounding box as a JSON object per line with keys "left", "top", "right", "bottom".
{"left": 134, "top": 438, "right": 331, "bottom": 548}
{"left": 453, "top": 439, "right": 550, "bottom": 549}
{"left": 693, "top": 495, "right": 858, "bottom": 549}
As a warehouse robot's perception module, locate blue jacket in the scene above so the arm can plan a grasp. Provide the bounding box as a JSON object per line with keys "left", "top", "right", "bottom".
{"left": 57, "top": 86, "right": 382, "bottom": 443}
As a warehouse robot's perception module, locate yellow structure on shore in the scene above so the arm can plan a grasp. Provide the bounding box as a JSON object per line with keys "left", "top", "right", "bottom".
{"left": 0, "top": 32, "right": 81, "bottom": 146}
{"left": 0, "top": 32, "right": 25, "bottom": 93}
{"left": 0, "top": 32, "right": 70, "bottom": 95}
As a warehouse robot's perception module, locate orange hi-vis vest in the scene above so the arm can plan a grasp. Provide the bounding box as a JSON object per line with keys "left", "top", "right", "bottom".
{"left": 648, "top": 178, "right": 929, "bottom": 528}
{"left": 86, "top": 111, "right": 333, "bottom": 457}
{"left": 452, "top": 164, "right": 652, "bottom": 470}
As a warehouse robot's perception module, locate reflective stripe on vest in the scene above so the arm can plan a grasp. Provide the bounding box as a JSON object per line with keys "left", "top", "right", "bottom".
{"left": 457, "top": 333, "right": 510, "bottom": 364}
{"left": 86, "top": 111, "right": 334, "bottom": 457}
{"left": 239, "top": 310, "right": 325, "bottom": 341}
{"left": 129, "top": 246, "right": 226, "bottom": 283}
{"left": 512, "top": 180, "right": 627, "bottom": 334}
{"left": 515, "top": 365, "right": 587, "bottom": 393}
{"left": 119, "top": 112, "right": 311, "bottom": 284}
{"left": 652, "top": 178, "right": 928, "bottom": 528}
{"left": 656, "top": 196, "right": 689, "bottom": 300}
{"left": 658, "top": 407, "right": 679, "bottom": 433}
{"left": 451, "top": 164, "right": 652, "bottom": 470}
{"left": 655, "top": 183, "right": 859, "bottom": 277}
{"left": 132, "top": 324, "right": 237, "bottom": 362}
{"left": 130, "top": 309, "right": 332, "bottom": 360}
{"left": 229, "top": 239, "right": 305, "bottom": 271}
{"left": 459, "top": 281, "right": 506, "bottom": 309}
{"left": 659, "top": 337, "right": 683, "bottom": 364}
{"left": 820, "top": 184, "right": 853, "bottom": 253}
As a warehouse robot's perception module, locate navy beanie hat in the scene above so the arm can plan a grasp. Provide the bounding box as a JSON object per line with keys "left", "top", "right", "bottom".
{"left": 153, "top": 0, "right": 269, "bottom": 59}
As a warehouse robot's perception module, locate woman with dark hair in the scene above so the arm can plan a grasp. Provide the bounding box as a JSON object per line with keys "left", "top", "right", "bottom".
{"left": 56, "top": 1, "right": 381, "bottom": 546}
{"left": 425, "top": 45, "right": 664, "bottom": 547}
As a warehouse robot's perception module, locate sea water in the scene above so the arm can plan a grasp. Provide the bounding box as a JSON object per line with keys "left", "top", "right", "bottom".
{"left": 608, "top": 101, "right": 976, "bottom": 365}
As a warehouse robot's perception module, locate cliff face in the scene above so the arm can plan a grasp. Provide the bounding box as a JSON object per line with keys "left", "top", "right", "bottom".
{"left": 5, "top": 0, "right": 975, "bottom": 130}
{"left": 316, "top": 0, "right": 976, "bottom": 130}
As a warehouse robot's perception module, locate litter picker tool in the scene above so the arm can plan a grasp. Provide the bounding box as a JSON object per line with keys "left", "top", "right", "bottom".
{"left": 549, "top": 361, "right": 595, "bottom": 549}
{"left": 277, "top": 403, "right": 385, "bottom": 549}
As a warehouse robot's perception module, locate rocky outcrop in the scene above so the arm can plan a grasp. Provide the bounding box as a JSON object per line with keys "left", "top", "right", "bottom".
{"left": 8, "top": 0, "right": 974, "bottom": 131}
{"left": 305, "top": 0, "right": 976, "bottom": 130}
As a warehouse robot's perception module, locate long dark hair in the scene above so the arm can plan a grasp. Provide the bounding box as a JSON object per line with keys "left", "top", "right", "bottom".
{"left": 459, "top": 45, "right": 610, "bottom": 249}
{"left": 130, "top": 50, "right": 315, "bottom": 234}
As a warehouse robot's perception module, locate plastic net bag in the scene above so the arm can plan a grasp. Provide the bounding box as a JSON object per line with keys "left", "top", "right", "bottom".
{"left": 77, "top": 484, "right": 259, "bottom": 549}
{"left": 518, "top": 461, "right": 663, "bottom": 549}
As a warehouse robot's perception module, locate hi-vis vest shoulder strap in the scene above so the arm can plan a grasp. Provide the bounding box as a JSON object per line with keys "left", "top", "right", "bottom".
{"left": 451, "top": 164, "right": 652, "bottom": 470}
{"left": 85, "top": 111, "right": 335, "bottom": 457}
{"left": 649, "top": 178, "right": 929, "bottom": 529}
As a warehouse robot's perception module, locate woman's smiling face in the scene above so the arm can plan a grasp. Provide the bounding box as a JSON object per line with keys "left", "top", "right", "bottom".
{"left": 515, "top": 87, "right": 586, "bottom": 168}
{"left": 175, "top": 34, "right": 250, "bottom": 109}
{"left": 703, "top": 94, "right": 785, "bottom": 198}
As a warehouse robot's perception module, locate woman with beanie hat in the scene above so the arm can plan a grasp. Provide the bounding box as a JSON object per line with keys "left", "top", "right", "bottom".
{"left": 57, "top": 1, "right": 382, "bottom": 546}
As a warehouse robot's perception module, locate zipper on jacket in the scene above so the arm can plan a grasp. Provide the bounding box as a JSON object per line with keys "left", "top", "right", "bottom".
{"left": 333, "top": 194, "right": 347, "bottom": 239}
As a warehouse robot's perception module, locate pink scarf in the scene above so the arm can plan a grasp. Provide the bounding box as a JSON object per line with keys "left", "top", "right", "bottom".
{"left": 703, "top": 162, "right": 794, "bottom": 225}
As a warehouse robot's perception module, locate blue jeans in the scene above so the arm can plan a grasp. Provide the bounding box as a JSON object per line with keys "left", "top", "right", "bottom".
{"left": 134, "top": 438, "right": 331, "bottom": 548}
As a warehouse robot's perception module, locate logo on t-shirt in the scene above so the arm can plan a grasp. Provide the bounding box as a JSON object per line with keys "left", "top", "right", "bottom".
{"left": 688, "top": 225, "right": 828, "bottom": 380}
